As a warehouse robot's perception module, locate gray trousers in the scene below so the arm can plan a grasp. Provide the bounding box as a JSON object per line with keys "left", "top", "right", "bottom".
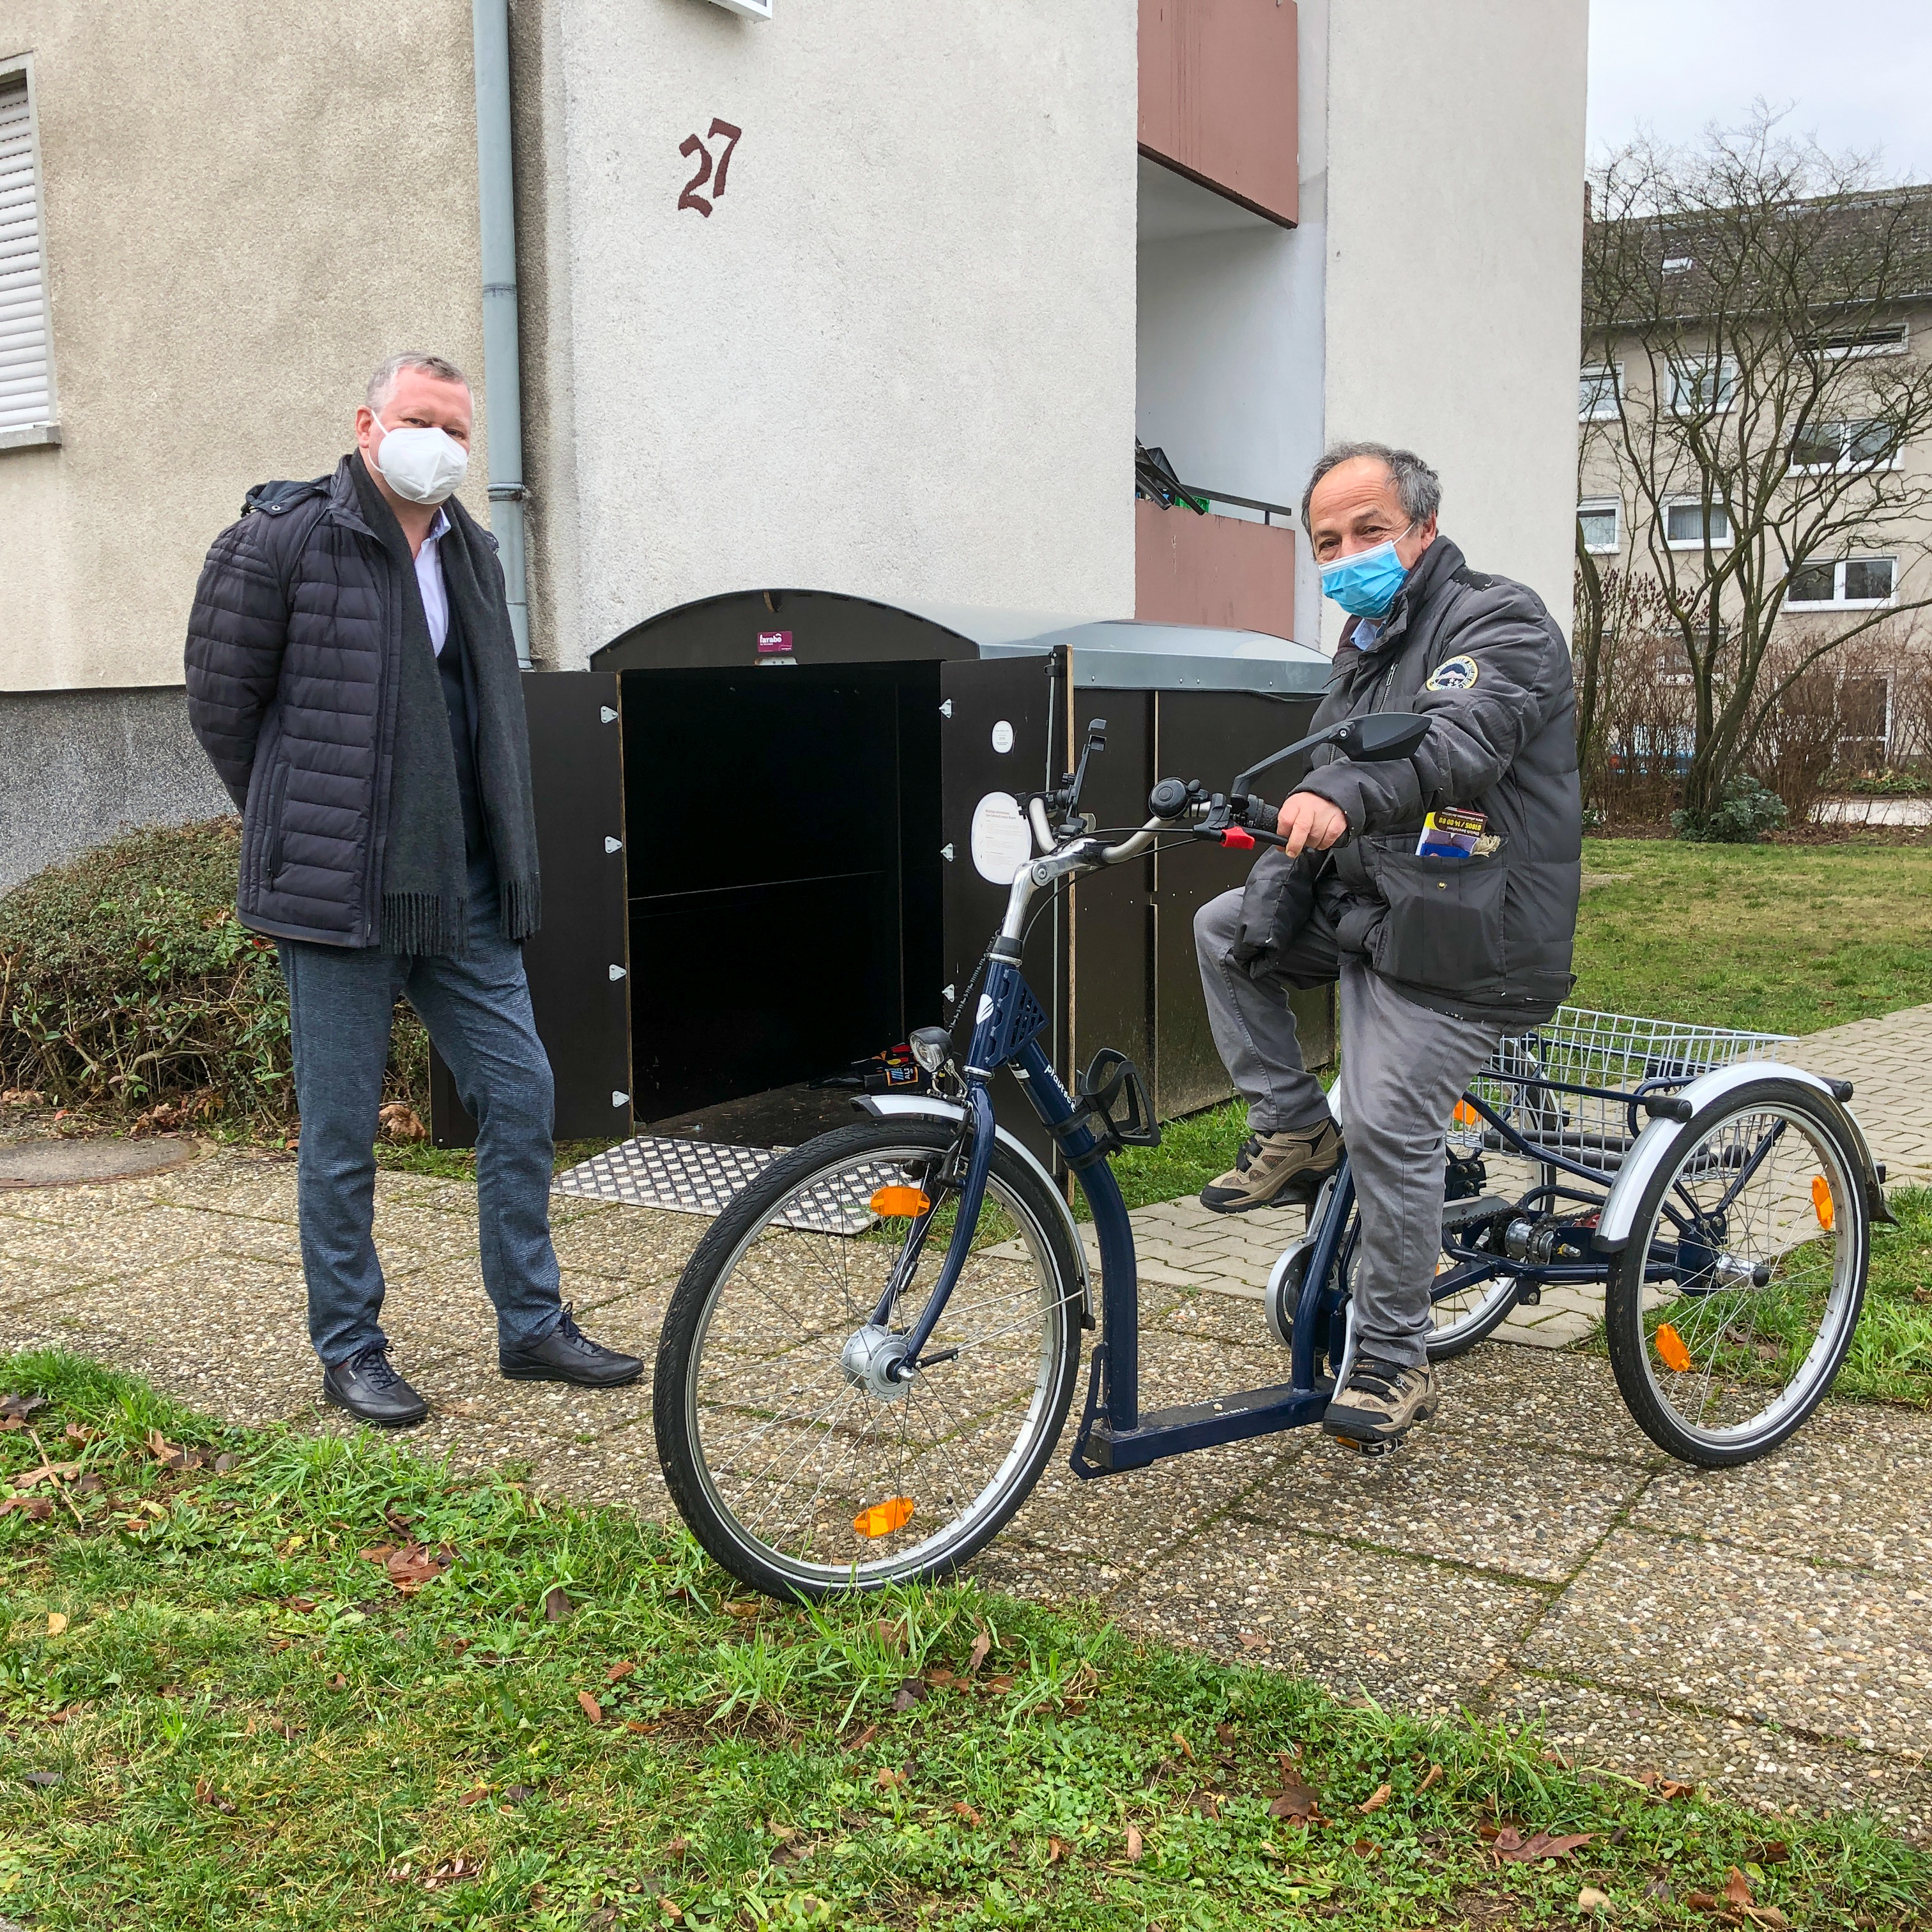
{"left": 1195, "top": 886, "right": 1508, "bottom": 1368}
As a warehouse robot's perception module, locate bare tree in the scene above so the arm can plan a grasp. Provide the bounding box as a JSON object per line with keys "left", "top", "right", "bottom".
{"left": 1582, "top": 114, "right": 1932, "bottom": 825}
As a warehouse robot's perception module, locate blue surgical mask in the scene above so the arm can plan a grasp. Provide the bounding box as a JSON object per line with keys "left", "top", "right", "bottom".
{"left": 1319, "top": 525, "right": 1416, "bottom": 620}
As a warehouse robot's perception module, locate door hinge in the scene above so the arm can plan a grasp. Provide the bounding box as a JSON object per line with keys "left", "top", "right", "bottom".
{"left": 611, "top": 1090, "right": 630, "bottom": 1109}
{"left": 600, "top": 705, "right": 618, "bottom": 724}
{"left": 939, "top": 699, "right": 953, "bottom": 719}
{"left": 604, "top": 836, "right": 623, "bottom": 854}
{"left": 609, "top": 963, "right": 627, "bottom": 981}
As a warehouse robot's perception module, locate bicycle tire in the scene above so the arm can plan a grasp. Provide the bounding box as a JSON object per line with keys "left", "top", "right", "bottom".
{"left": 1604, "top": 1077, "right": 1869, "bottom": 1468}
{"left": 654, "top": 1119, "right": 1083, "bottom": 1599}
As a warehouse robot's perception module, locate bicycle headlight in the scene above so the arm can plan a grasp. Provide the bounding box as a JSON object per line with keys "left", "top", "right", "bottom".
{"left": 909, "top": 1025, "right": 951, "bottom": 1075}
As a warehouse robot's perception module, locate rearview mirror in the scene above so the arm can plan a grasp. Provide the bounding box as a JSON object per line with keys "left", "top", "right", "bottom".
{"left": 1330, "top": 711, "right": 1430, "bottom": 761}
{"left": 1230, "top": 709, "right": 1430, "bottom": 802}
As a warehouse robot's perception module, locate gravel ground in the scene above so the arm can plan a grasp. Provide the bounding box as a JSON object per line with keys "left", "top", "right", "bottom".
{"left": 1, "top": 1133, "right": 1928, "bottom": 1842}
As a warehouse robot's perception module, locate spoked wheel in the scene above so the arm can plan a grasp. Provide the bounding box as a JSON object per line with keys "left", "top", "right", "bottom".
{"left": 1606, "top": 1078, "right": 1869, "bottom": 1467}
{"left": 654, "top": 1120, "right": 1083, "bottom": 1600}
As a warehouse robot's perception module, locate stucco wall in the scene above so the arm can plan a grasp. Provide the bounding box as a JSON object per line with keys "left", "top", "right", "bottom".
{"left": 523, "top": 0, "right": 1138, "bottom": 666}
{"left": 1322, "top": 0, "right": 1588, "bottom": 649}
{"left": 0, "top": 0, "right": 489, "bottom": 694}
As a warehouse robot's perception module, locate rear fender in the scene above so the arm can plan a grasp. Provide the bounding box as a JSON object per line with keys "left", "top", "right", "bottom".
{"left": 1594, "top": 1062, "right": 1890, "bottom": 1254}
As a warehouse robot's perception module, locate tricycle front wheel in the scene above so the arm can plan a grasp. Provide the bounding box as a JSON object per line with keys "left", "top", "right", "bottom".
{"left": 654, "top": 1120, "right": 1083, "bottom": 1599}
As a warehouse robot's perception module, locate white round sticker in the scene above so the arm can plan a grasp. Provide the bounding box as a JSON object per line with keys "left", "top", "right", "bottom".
{"left": 990, "top": 719, "right": 1015, "bottom": 755}
{"left": 969, "top": 791, "right": 1033, "bottom": 884}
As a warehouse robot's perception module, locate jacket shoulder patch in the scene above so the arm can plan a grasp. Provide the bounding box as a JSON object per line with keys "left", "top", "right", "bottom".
{"left": 1426, "top": 654, "right": 1480, "bottom": 692}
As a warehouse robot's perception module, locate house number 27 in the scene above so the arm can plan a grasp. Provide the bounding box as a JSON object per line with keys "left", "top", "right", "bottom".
{"left": 678, "top": 119, "right": 743, "bottom": 217}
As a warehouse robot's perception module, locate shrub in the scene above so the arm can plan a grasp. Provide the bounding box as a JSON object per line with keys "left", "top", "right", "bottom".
{"left": 0, "top": 818, "right": 427, "bottom": 1131}
{"left": 1670, "top": 774, "right": 1788, "bottom": 844}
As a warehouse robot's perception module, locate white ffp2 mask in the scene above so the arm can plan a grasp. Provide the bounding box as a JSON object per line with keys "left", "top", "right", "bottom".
{"left": 369, "top": 410, "right": 469, "bottom": 504}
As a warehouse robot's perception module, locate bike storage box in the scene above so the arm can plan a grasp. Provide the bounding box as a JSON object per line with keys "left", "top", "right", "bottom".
{"left": 429, "top": 590, "right": 1331, "bottom": 1155}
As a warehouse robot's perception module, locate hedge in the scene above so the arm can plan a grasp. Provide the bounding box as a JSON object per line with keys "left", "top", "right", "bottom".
{"left": 0, "top": 819, "right": 427, "bottom": 1131}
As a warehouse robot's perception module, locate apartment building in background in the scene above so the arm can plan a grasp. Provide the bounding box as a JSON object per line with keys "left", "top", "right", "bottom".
{"left": 0, "top": 0, "right": 1589, "bottom": 888}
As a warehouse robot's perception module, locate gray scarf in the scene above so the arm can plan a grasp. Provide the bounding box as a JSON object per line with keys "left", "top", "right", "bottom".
{"left": 350, "top": 457, "right": 541, "bottom": 955}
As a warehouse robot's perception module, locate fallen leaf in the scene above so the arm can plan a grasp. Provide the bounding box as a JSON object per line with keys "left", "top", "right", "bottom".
{"left": 1687, "top": 1891, "right": 1721, "bottom": 1912}
{"left": 1725, "top": 1867, "right": 1753, "bottom": 1908}
{"left": 12, "top": 1458, "right": 80, "bottom": 1491}
{"left": 1752, "top": 1841, "right": 1791, "bottom": 1865}
{"left": 844, "top": 1722, "right": 879, "bottom": 1751}
{"left": 578, "top": 1689, "right": 603, "bottom": 1724}
{"left": 924, "top": 1667, "right": 956, "bottom": 1689}
{"left": 665, "top": 1836, "right": 688, "bottom": 1858}
{"left": 3, "top": 1496, "right": 54, "bottom": 1521}
{"left": 542, "top": 1586, "right": 572, "bottom": 1623}
{"left": 72, "top": 1473, "right": 103, "bottom": 1494}
{"left": 358, "top": 1542, "right": 397, "bottom": 1565}
{"left": 192, "top": 1777, "right": 238, "bottom": 1814}
{"left": 952, "top": 1801, "right": 983, "bottom": 1827}
{"left": 1124, "top": 1822, "right": 1144, "bottom": 1863}
{"left": 1488, "top": 1826, "right": 1593, "bottom": 1864}
{"left": 326, "top": 1673, "right": 348, "bottom": 1690}
{"left": 983, "top": 1673, "right": 1015, "bottom": 1693}
{"left": 967, "top": 1627, "right": 992, "bottom": 1673}
{"left": 384, "top": 1542, "right": 451, "bottom": 1594}
{"left": 606, "top": 1660, "right": 637, "bottom": 1684}
{"left": 1352, "top": 1836, "right": 1377, "bottom": 1857}
{"left": 1215, "top": 1721, "right": 1236, "bottom": 1749}
{"left": 1578, "top": 1886, "right": 1610, "bottom": 1913}
{"left": 24, "top": 1769, "right": 62, "bottom": 1788}
{"left": 1236, "top": 1630, "right": 1266, "bottom": 1650}
{"left": 62, "top": 1423, "right": 93, "bottom": 1445}
{"left": 213, "top": 1453, "right": 238, "bottom": 1473}
{"left": 875, "top": 1616, "right": 906, "bottom": 1653}
{"left": 723, "top": 1598, "right": 761, "bottom": 1619}
{"left": 1047, "top": 1837, "right": 1069, "bottom": 1865}
{"left": 1416, "top": 1763, "right": 1444, "bottom": 1795}
{"left": 659, "top": 1902, "right": 683, "bottom": 1924}
{"left": 1171, "top": 1729, "right": 1194, "bottom": 1759}
{"left": 1358, "top": 1782, "right": 1392, "bottom": 1814}
{"left": 893, "top": 1676, "right": 926, "bottom": 1712}
{"left": 502, "top": 1784, "right": 537, "bottom": 1805}
{"left": 873, "top": 1767, "right": 907, "bottom": 1791}
{"left": 623, "top": 1719, "right": 657, "bottom": 1734}
{"left": 45, "top": 1613, "right": 68, "bottom": 1637}
{"left": 0, "top": 1393, "right": 48, "bottom": 1422}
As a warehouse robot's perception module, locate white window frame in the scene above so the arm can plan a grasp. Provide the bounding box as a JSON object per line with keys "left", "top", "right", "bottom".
{"left": 1812, "top": 321, "right": 1908, "bottom": 361}
{"left": 1787, "top": 418, "right": 1903, "bottom": 476}
{"left": 1668, "top": 355, "right": 1739, "bottom": 417}
{"left": 1662, "top": 255, "right": 1694, "bottom": 274}
{"left": 1784, "top": 556, "right": 1897, "bottom": 610}
{"left": 1579, "top": 363, "right": 1622, "bottom": 422}
{"left": 0, "top": 52, "right": 59, "bottom": 451}
{"left": 1577, "top": 498, "right": 1621, "bottom": 554}
{"left": 1662, "top": 497, "right": 1731, "bottom": 550}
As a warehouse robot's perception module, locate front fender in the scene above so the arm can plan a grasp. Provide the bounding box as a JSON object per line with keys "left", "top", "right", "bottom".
{"left": 851, "top": 1094, "right": 1094, "bottom": 1321}
{"left": 1593, "top": 1061, "right": 1890, "bottom": 1254}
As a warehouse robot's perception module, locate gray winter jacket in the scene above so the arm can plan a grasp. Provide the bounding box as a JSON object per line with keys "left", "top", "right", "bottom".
{"left": 1243, "top": 535, "right": 1582, "bottom": 1025}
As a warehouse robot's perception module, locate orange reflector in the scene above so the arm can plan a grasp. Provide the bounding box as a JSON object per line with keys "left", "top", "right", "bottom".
{"left": 870, "top": 1186, "right": 931, "bottom": 1218}
{"left": 1811, "top": 1175, "right": 1834, "bottom": 1230}
{"left": 853, "top": 1496, "right": 914, "bottom": 1538}
{"left": 1452, "top": 1101, "right": 1480, "bottom": 1127}
{"left": 1654, "top": 1322, "right": 1692, "bottom": 1373}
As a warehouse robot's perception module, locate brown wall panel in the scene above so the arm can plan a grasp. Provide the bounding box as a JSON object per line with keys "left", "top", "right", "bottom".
{"left": 1135, "top": 500, "right": 1296, "bottom": 638}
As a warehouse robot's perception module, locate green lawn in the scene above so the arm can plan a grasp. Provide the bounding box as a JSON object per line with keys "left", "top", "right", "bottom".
{"left": 1572, "top": 838, "right": 1932, "bottom": 1038}
{"left": 3, "top": 1351, "right": 1925, "bottom": 1932}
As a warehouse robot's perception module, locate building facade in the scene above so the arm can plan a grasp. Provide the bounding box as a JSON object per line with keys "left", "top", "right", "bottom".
{"left": 0, "top": 0, "right": 1588, "bottom": 888}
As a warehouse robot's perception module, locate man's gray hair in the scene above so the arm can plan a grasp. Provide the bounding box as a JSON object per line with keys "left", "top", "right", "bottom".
{"left": 366, "top": 351, "right": 470, "bottom": 413}
{"left": 1300, "top": 441, "right": 1442, "bottom": 530}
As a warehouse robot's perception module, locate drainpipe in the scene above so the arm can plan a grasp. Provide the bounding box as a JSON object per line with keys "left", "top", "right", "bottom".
{"left": 472, "top": 0, "right": 532, "bottom": 667}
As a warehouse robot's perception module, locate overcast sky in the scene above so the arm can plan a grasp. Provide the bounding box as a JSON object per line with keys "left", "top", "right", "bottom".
{"left": 1589, "top": 0, "right": 1932, "bottom": 185}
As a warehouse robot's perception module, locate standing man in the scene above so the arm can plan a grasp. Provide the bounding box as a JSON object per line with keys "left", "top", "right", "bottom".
{"left": 1193, "top": 443, "right": 1581, "bottom": 1448}
{"left": 186, "top": 353, "right": 640, "bottom": 1425}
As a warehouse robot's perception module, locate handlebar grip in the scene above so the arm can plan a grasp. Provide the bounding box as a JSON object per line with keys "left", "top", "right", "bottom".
{"left": 1245, "top": 794, "right": 1278, "bottom": 831}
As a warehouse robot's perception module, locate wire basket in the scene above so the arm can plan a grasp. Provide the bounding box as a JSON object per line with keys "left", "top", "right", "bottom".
{"left": 1453, "top": 1006, "right": 1792, "bottom": 1171}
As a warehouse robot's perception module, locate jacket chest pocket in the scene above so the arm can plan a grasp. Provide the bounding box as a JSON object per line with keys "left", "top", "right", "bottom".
{"left": 1370, "top": 843, "right": 1509, "bottom": 990}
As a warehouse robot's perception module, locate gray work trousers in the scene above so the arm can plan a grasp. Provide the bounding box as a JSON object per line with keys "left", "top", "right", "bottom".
{"left": 1195, "top": 886, "right": 1509, "bottom": 1368}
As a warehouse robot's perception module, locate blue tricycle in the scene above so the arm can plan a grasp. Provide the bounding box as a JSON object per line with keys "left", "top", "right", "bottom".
{"left": 654, "top": 714, "right": 1884, "bottom": 1598}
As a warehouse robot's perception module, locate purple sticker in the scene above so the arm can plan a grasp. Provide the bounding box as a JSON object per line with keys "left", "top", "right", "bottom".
{"left": 756, "top": 630, "right": 793, "bottom": 654}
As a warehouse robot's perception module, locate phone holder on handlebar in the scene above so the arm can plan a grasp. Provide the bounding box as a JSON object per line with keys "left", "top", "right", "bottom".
{"left": 1051, "top": 717, "right": 1108, "bottom": 835}
{"left": 1067, "top": 1048, "right": 1161, "bottom": 1158}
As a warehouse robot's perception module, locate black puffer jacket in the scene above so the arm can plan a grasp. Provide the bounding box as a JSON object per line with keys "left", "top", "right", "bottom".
{"left": 184, "top": 457, "right": 493, "bottom": 949}
{"left": 1242, "top": 536, "right": 1582, "bottom": 1025}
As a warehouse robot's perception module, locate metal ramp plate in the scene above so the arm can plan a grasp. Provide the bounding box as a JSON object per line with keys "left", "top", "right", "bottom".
{"left": 551, "top": 1135, "right": 888, "bottom": 1236}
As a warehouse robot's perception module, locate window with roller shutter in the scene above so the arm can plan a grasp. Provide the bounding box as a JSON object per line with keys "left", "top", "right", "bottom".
{"left": 0, "top": 68, "right": 56, "bottom": 440}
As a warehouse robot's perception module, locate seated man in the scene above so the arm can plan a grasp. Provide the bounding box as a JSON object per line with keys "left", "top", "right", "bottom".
{"left": 1193, "top": 442, "right": 1582, "bottom": 1446}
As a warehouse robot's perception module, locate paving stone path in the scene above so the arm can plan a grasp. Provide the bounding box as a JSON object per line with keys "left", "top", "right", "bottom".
{"left": 2, "top": 1005, "right": 1929, "bottom": 1838}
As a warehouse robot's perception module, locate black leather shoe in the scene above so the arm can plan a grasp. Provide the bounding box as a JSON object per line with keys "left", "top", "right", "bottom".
{"left": 322, "top": 1344, "right": 429, "bottom": 1427}
{"left": 499, "top": 1305, "right": 643, "bottom": 1388}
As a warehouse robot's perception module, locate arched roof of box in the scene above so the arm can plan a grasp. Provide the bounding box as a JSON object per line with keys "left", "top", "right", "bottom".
{"left": 591, "top": 589, "right": 1331, "bottom": 694}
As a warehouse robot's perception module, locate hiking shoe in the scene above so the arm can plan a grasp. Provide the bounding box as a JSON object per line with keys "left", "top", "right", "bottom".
{"left": 322, "top": 1344, "right": 429, "bottom": 1428}
{"left": 1199, "top": 1120, "right": 1342, "bottom": 1214}
{"left": 1322, "top": 1355, "right": 1438, "bottom": 1447}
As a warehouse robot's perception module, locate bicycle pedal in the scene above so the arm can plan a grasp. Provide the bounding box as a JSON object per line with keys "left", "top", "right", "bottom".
{"left": 1324, "top": 1425, "right": 1404, "bottom": 1457}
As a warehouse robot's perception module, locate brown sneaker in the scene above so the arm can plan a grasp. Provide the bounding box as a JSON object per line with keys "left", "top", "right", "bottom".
{"left": 1322, "top": 1355, "right": 1438, "bottom": 1448}
{"left": 1199, "top": 1120, "right": 1342, "bottom": 1214}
